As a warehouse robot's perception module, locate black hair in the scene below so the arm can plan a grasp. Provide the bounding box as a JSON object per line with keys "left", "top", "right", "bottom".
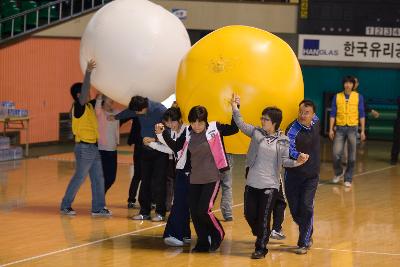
{"left": 188, "top": 105, "right": 208, "bottom": 123}
{"left": 342, "top": 75, "right": 356, "bottom": 89}
{"left": 129, "top": 95, "right": 149, "bottom": 112}
{"left": 163, "top": 107, "right": 182, "bottom": 122}
{"left": 299, "top": 99, "right": 316, "bottom": 113}
{"left": 261, "top": 107, "right": 282, "bottom": 131}
{"left": 70, "top": 82, "right": 82, "bottom": 102}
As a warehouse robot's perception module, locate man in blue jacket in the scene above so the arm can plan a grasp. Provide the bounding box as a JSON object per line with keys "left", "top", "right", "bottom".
{"left": 285, "top": 99, "right": 320, "bottom": 255}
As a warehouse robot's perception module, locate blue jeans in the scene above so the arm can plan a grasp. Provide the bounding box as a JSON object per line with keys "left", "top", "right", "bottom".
{"left": 60, "top": 143, "right": 106, "bottom": 212}
{"left": 333, "top": 126, "right": 357, "bottom": 182}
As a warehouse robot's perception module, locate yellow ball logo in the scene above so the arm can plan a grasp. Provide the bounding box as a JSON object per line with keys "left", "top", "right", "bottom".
{"left": 176, "top": 25, "right": 304, "bottom": 154}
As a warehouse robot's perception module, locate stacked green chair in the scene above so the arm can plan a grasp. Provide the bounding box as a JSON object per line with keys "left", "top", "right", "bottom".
{"left": 21, "top": 1, "right": 38, "bottom": 29}
{"left": 1, "top": 1, "right": 22, "bottom": 36}
{"left": 39, "top": 1, "right": 59, "bottom": 22}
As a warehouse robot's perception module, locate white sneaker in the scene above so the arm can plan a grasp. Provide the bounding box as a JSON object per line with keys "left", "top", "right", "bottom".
{"left": 332, "top": 175, "right": 341, "bottom": 183}
{"left": 164, "top": 236, "right": 184, "bottom": 247}
{"left": 333, "top": 170, "right": 345, "bottom": 184}
{"left": 344, "top": 181, "right": 352, "bottom": 187}
{"left": 270, "top": 229, "right": 286, "bottom": 240}
{"left": 151, "top": 214, "right": 165, "bottom": 222}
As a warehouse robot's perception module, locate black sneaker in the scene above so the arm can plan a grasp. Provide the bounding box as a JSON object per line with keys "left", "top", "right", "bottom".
{"left": 60, "top": 207, "right": 76, "bottom": 215}
{"left": 209, "top": 236, "right": 222, "bottom": 252}
{"left": 127, "top": 202, "right": 137, "bottom": 209}
{"left": 191, "top": 246, "right": 209, "bottom": 253}
{"left": 224, "top": 217, "right": 233, "bottom": 222}
{"left": 92, "top": 208, "right": 112, "bottom": 217}
{"left": 251, "top": 249, "right": 267, "bottom": 259}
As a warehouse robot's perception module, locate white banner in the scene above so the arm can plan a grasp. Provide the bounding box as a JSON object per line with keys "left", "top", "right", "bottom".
{"left": 298, "top": 34, "right": 400, "bottom": 63}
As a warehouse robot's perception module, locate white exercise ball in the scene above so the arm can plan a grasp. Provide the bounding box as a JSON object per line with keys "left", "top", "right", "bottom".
{"left": 80, "top": 0, "right": 191, "bottom": 105}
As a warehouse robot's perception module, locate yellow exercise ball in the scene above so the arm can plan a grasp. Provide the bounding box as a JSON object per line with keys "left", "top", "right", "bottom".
{"left": 176, "top": 25, "right": 304, "bottom": 154}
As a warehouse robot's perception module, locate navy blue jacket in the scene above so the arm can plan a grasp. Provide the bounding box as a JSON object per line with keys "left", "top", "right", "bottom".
{"left": 285, "top": 116, "right": 321, "bottom": 178}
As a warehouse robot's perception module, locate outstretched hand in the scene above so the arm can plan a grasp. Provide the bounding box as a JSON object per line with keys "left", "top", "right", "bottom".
{"left": 87, "top": 59, "right": 96, "bottom": 73}
{"left": 231, "top": 93, "right": 240, "bottom": 110}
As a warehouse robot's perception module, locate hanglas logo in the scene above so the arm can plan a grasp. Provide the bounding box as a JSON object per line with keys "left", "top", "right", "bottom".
{"left": 302, "top": 39, "right": 338, "bottom": 56}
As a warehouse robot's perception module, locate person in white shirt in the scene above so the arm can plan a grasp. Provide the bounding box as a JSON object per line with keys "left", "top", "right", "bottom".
{"left": 95, "top": 94, "right": 120, "bottom": 194}
{"left": 145, "top": 106, "right": 191, "bottom": 247}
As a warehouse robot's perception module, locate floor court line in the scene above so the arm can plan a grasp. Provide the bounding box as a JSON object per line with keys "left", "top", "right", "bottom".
{"left": 2, "top": 166, "right": 397, "bottom": 266}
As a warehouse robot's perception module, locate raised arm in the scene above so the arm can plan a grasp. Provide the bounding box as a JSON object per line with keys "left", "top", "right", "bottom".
{"left": 78, "top": 60, "right": 96, "bottom": 106}
{"left": 232, "top": 109, "right": 255, "bottom": 137}
{"left": 217, "top": 115, "right": 239, "bottom": 136}
{"left": 231, "top": 94, "right": 255, "bottom": 137}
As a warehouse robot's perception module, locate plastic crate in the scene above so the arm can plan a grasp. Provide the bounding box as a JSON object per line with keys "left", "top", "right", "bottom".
{"left": 0, "top": 136, "right": 10, "bottom": 150}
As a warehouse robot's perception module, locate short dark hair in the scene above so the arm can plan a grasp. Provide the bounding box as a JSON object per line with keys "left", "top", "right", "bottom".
{"left": 342, "top": 75, "right": 356, "bottom": 88}
{"left": 299, "top": 99, "right": 316, "bottom": 112}
{"left": 262, "top": 107, "right": 282, "bottom": 131}
{"left": 188, "top": 106, "right": 208, "bottom": 123}
{"left": 70, "top": 82, "right": 82, "bottom": 101}
{"left": 129, "top": 96, "right": 149, "bottom": 112}
{"left": 163, "top": 107, "right": 182, "bottom": 122}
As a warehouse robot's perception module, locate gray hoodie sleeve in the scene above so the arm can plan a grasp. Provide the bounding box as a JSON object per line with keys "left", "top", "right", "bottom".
{"left": 232, "top": 109, "right": 255, "bottom": 137}
{"left": 278, "top": 139, "right": 301, "bottom": 168}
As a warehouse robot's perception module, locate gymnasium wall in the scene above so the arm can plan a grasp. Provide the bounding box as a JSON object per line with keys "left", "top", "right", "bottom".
{"left": 0, "top": 37, "right": 131, "bottom": 144}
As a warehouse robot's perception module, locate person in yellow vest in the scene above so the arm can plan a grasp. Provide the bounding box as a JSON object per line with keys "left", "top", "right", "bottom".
{"left": 60, "top": 60, "right": 112, "bottom": 216}
{"left": 329, "top": 76, "right": 366, "bottom": 187}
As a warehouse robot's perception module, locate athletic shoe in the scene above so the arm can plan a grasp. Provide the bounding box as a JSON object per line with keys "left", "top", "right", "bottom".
{"left": 164, "top": 236, "right": 184, "bottom": 247}
{"left": 332, "top": 170, "right": 345, "bottom": 183}
{"left": 344, "top": 181, "right": 352, "bottom": 187}
{"left": 332, "top": 175, "right": 341, "bottom": 183}
{"left": 127, "top": 202, "right": 137, "bottom": 209}
{"left": 92, "top": 208, "right": 112, "bottom": 217}
{"left": 307, "top": 238, "right": 313, "bottom": 249}
{"left": 209, "top": 235, "right": 222, "bottom": 252}
{"left": 183, "top": 237, "right": 191, "bottom": 244}
{"left": 151, "top": 214, "right": 165, "bottom": 222}
{"left": 295, "top": 238, "right": 313, "bottom": 254}
{"left": 132, "top": 214, "right": 151, "bottom": 220}
{"left": 60, "top": 207, "right": 76, "bottom": 216}
{"left": 191, "top": 246, "right": 209, "bottom": 253}
{"left": 224, "top": 217, "right": 233, "bottom": 222}
{"left": 294, "top": 247, "right": 308, "bottom": 255}
{"left": 270, "top": 229, "right": 286, "bottom": 240}
{"left": 251, "top": 249, "right": 267, "bottom": 259}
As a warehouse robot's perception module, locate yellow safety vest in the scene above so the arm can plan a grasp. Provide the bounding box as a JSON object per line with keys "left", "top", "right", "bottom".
{"left": 72, "top": 103, "right": 98, "bottom": 143}
{"left": 335, "top": 91, "right": 359, "bottom": 126}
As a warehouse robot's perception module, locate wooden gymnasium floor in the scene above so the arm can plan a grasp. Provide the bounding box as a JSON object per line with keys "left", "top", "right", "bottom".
{"left": 0, "top": 140, "right": 399, "bottom": 267}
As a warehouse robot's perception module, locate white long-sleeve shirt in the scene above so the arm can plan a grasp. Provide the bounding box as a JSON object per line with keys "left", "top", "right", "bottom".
{"left": 156, "top": 124, "right": 188, "bottom": 167}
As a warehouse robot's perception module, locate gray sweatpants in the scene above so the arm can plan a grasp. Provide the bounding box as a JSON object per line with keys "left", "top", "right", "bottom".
{"left": 220, "top": 154, "right": 233, "bottom": 219}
